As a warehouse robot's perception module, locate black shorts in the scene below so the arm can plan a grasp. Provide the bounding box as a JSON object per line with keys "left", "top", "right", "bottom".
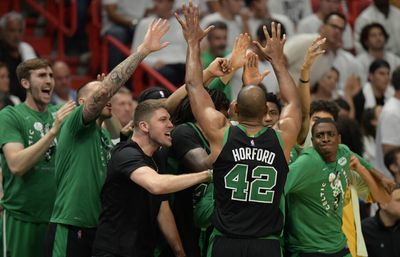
{"left": 209, "top": 232, "right": 281, "bottom": 257}
{"left": 44, "top": 222, "right": 96, "bottom": 257}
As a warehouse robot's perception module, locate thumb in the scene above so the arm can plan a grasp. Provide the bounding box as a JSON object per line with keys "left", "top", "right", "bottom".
{"left": 261, "top": 69, "right": 270, "bottom": 79}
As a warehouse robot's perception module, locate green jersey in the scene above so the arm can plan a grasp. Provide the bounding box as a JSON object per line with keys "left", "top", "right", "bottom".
{"left": 285, "top": 144, "right": 362, "bottom": 256}
{"left": 51, "top": 105, "right": 113, "bottom": 228}
{"left": 0, "top": 103, "right": 60, "bottom": 223}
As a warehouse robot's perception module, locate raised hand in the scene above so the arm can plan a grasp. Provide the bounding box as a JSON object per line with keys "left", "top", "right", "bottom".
{"left": 137, "top": 18, "right": 171, "bottom": 54}
{"left": 207, "top": 57, "right": 232, "bottom": 77}
{"left": 253, "top": 22, "right": 286, "bottom": 65}
{"left": 121, "top": 120, "right": 134, "bottom": 136}
{"left": 175, "top": 0, "right": 214, "bottom": 44}
{"left": 242, "top": 51, "right": 270, "bottom": 86}
{"left": 97, "top": 73, "right": 106, "bottom": 81}
{"left": 230, "top": 33, "right": 251, "bottom": 70}
{"left": 50, "top": 100, "right": 76, "bottom": 135}
{"left": 302, "top": 36, "right": 326, "bottom": 70}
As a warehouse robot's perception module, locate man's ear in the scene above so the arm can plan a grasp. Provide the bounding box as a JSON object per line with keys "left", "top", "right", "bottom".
{"left": 138, "top": 121, "right": 149, "bottom": 133}
{"left": 20, "top": 79, "right": 30, "bottom": 90}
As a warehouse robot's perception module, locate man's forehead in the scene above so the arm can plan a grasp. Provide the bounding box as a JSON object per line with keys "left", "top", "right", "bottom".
{"left": 312, "top": 111, "right": 334, "bottom": 119}
{"left": 31, "top": 67, "right": 52, "bottom": 74}
{"left": 314, "top": 122, "right": 337, "bottom": 132}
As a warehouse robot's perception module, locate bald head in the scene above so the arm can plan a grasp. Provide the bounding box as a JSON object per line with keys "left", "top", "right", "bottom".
{"left": 77, "top": 81, "right": 102, "bottom": 102}
{"left": 236, "top": 86, "right": 267, "bottom": 119}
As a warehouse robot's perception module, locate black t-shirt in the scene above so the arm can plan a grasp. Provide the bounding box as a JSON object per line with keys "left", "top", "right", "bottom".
{"left": 93, "top": 139, "right": 167, "bottom": 257}
{"left": 353, "top": 90, "right": 385, "bottom": 122}
{"left": 213, "top": 125, "right": 288, "bottom": 238}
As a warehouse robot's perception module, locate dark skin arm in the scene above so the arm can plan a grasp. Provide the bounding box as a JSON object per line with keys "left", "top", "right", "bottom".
{"left": 82, "top": 19, "right": 170, "bottom": 124}
{"left": 176, "top": 1, "right": 228, "bottom": 163}
{"left": 254, "top": 23, "right": 302, "bottom": 161}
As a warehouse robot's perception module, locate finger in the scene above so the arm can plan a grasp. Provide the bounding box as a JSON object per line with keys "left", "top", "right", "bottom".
{"left": 271, "top": 22, "right": 276, "bottom": 39}
{"left": 175, "top": 12, "right": 186, "bottom": 28}
{"left": 261, "top": 69, "right": 270, "bottom": 79}
{"left": 160, "top": 41, "right": 170, "bottom": 49}
{"left": 253, "top": 40, "right": 264, "bottom": 52}
{"left": 281, "top": 34, "right": 287, "bottom": 44}
{"left": 276, "top": 23, "right": 281, "bottom": 39}
{"left": 203, "top": 25, "right": 215, "bottom": 37}
{"left": 263, "top": 25, "right": 271, "bottom": 42}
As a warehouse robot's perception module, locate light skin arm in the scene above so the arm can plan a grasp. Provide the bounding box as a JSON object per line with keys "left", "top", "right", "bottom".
{"left": 82, "top": 18, "right": 170, "bottom": 124}
{"left": 2, "top": 101, "right": 76, "bottom": 176}
{"left": 296, "top": 36, "right": 326, "bottom": 144}
{"left": 254, "top": 23, "right": 302, "bottom": 161}
{"left": 130, "top": 166, "right": 211, "bottom": 195}
{"left": 176, "top": 1, "right": 228, "bottom": 160}
{"left": 350, "top": 155, "right": 391, "bottom": 204}
{"left": 157, "top": 201, "right": 186, "bottom": 257}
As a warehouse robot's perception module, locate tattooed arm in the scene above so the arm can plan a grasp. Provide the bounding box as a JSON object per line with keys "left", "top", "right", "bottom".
{"left": 82, "top": 18, "right": 170, "bottom": 124}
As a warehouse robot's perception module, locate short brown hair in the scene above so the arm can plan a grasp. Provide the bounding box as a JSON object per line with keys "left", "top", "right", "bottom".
{"left": 133, "top": 99, "right": 166, "bottom": 127}
{"left": 16, "top": 58, "right": 51, "bottom": 83}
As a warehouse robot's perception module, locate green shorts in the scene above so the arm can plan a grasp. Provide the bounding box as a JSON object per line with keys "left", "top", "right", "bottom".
{"left": 2, "top": 210, "right": 48, "bottom": 257}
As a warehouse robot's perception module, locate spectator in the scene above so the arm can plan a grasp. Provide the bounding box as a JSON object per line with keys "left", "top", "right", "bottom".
{"left": 353, "top": 59, "right": 393, "bottom": 123}
{"left": 384, "top": 147, "right": 400, "bottom": 183}
{"left": 355, "top": 0, "right": 400, "bottom": 56}
{"left": 201, "top": 21, "right": 229, "bottom": 68}
{"left": 267, "top": 0, "right": 312, "bottom": 25}
{"left": 362, "top": 106, "right": 382, "bottom": 164}
{"left": 0, "top": 62, "right": 20, "bottom": 106}
{"left": 110, "top": 87, "right": 137, "bottom": 127}
{"left": 132, "top": 0, "right": 187, "bottom": 86}
{"left": 375, "top": 67, "right": 400, "bottom": 178}
{"left": 311, "top": 67, "right": 340, "bottom": 101}
{"left": 245, "top": 0, "right": 294, "bottom": 38}
{"left": 102, "top": 0, "right": 152, "bottom": 69}
{"left": 284, "top": 12, "right": 362, "bottom": 91}
{"left": 297, "top": 0, "right": 354, "bottom": 50}
{"left": 362, "top": 185, "right": 400, "bottom": 257}
{"left": 51, "top": 61, "right": 77, "bottom": 105}
{"left": 356, "top": 23, "right": 400, "bottom": 85}
{"left": 0, "top": 11, "right": 37, "bottom": 101}
{"left": 200, "top": 0, "right": 249, "bottom": 50}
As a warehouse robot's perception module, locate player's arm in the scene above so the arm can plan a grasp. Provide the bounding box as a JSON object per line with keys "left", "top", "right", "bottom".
{"left": 254, "top": 22, "right": 301, "bottom": 160}
{"left": 157, "top": 201, "right": 186, "bottom": 257}
{"left": 175, "top": 2, "right": 228, "bottom": 148}
{"left": 296, "top": 36, "right": 326, "bottom": 145}
{"left": 82, "top": 18, "right": 170, "bottom": 124}
{"left": 350, "top": 155, "right": 391, "bottom": 204}
{"left": 182, "top": 148, "right": 213, "bottom": 171}
{"left": 2, "top": 101, "right": 75, "bottom": 176}
{"left": 130, "top": 166, "right": 211, "bottom": 195}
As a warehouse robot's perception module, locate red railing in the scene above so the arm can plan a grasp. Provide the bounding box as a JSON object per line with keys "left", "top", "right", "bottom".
{"left": 101, "top": 35, "right": 178, "bottom": 96}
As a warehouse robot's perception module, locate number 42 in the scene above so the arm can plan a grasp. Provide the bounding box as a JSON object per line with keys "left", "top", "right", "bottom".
{"left": 224, "top": 164, "right": 277, "bottom": 203}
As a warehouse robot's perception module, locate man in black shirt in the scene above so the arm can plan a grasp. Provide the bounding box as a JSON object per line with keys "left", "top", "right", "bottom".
{"left": 92, "top": 99, "right": 211, "bottom": 257}
{"left": 176, "top": 2, "right": 301, "bottom": 257}
{"left": 362, "top": 185, "right": 400, "bottom": 257}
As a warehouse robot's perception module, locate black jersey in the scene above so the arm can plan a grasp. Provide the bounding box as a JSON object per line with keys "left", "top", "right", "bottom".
{"left": 212, "top": 125, "right": 288, "bottom": 238}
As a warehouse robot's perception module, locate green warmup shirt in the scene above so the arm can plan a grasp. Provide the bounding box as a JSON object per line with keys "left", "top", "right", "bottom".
{"left": 284, "top": 144, "right": 370, "bottom": 256}
{"left": 51, "top": 105, "right": 113, "bottom": 228}
{"left": 0, "top": 103, "right": 60, "bottom": 222}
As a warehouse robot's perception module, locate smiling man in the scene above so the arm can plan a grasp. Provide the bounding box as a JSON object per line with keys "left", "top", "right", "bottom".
{"left": 0, "top": 58, "right": 75, "bottom": 257}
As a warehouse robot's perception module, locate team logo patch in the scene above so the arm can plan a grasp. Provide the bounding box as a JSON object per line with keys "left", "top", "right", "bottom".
{"left": 338, "top": 157, "right": 347, "bottom": 166}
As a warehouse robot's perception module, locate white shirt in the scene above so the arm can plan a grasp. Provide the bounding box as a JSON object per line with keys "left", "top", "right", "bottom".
{"left": 132, "top": 15, "right": 187, "bottom": 66}
{"left": 375, "top": 96, "right": 400, "bottom": 178}
{"left": 267, "top": 0, "right": 312, "bottom": 25}
{"left": 361, "top": 82, "right": 394, "bottom": 109}
{"left": 297, "top": 14, "right": 354, "bottom": 50}
{"left": 354, "top": 4, "right": 400, "bottom": 56}
{"left": 356, "top": 51, "right": 400, "bottom": 85}
{"left": 200, "top": 13, "right": 243, "bottom": 51}
{"left": 101, "top": 0, "right": 152, "bottom": 34}
{"left": 19, "top": 42, "right": 37, "bottom": 61}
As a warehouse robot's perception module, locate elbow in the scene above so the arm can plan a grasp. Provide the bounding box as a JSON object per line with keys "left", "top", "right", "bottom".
{"left": 147, "top": 180, "right": 168, "bottom": 195}
{"left": 9, "top": 164, "right": 26, "bottom": 177}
